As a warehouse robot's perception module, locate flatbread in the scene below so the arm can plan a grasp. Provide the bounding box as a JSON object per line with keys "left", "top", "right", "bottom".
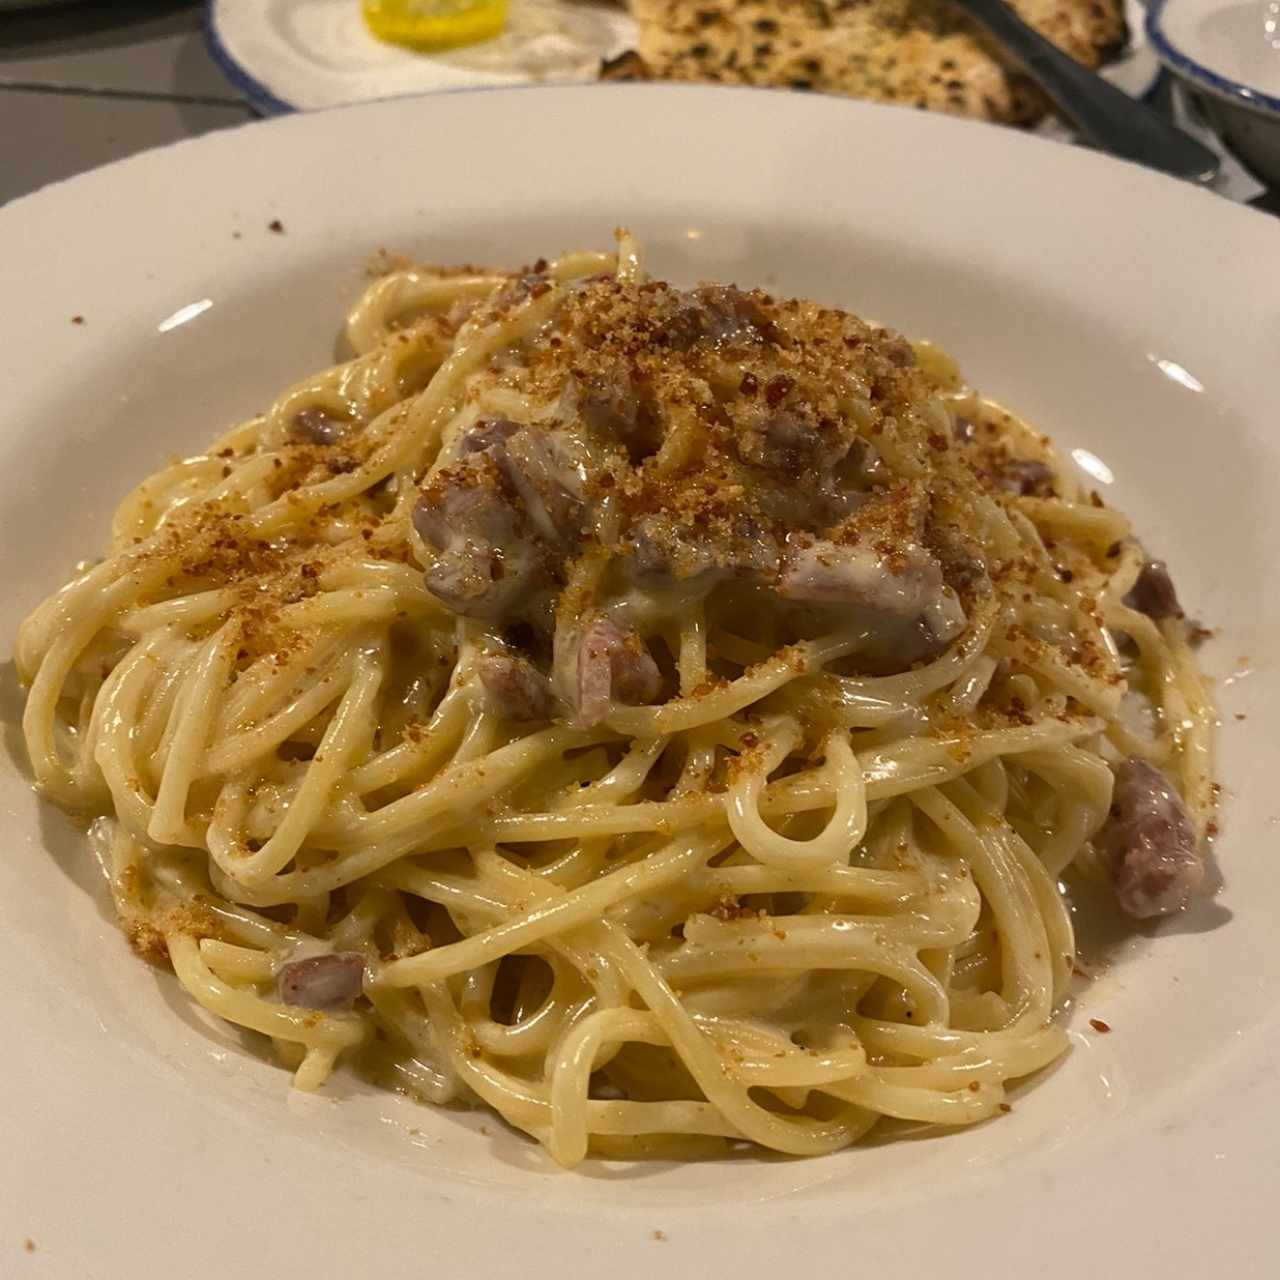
{"left": 618, "top": 0, "right": 1127, "bottom": 124}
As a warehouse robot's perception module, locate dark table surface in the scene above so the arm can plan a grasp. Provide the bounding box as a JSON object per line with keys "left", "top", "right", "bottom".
{"left": 1, "top": 1, "right": 251, "bottom": 204}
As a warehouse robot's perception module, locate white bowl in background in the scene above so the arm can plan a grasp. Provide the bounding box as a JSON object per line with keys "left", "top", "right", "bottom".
{"left": 1148, "top": 0, "right": 1280, "bottom": 183}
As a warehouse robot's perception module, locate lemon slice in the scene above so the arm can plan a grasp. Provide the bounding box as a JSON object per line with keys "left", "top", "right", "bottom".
{"left": 362, "top": 0, "right": 510, "bottom": 51}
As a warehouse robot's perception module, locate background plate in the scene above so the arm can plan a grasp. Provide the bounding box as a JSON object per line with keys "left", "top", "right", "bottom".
{"left": 206, "top": 0, "right": 1160, "bottom": 114}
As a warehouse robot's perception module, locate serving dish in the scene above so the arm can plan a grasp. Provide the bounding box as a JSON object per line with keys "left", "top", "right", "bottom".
{"left": 1149, "top": 0, "right": 1280, "bottom": 184}
{"left": 1, "top": 85, "right": 1276, "bottom": 1278}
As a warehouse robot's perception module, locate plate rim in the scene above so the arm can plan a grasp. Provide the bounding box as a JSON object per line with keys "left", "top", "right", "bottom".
{"left": 1147, "top": 0, "right": 1280, "bottom": 116}
{"left": 205, "top": 0, "right": 295, "bottom": 116}
{"left": 2, "top": 76, "right": 1272, "bottom": 231}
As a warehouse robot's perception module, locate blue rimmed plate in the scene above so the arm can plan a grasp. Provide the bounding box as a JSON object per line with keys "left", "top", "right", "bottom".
{"left": 205, "top": 0, "right": 635, "bottom": 115}
{"left": 1147, "top": 0, "right": 1280, "bottom": 182}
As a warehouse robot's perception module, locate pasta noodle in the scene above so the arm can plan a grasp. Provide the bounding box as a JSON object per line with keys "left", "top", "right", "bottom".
{"left": 16, "top": 233, "right": 1214, "bottom": 1166}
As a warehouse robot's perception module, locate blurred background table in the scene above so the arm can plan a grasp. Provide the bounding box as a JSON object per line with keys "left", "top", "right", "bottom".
{"left": 3, "top": 0, "right": 1275, "bottom": 211}
{"left": 1, "top": 1, "right": 250, "bottom": 203}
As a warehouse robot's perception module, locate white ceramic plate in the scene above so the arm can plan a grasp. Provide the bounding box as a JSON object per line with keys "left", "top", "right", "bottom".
{"left": 1, "top": 86, "right": 1276, "bottom": 1278}
{"left": 1147, "top": 0, "right": 1280, "bottom": 186}
{"left": 1149, "top": 0, "right": 1280, "bottom": 102}
{"left": 207, "top": 0, "right": 1159, "bottom": 114}
{"left": 207, "top": 0, "right": 636, "bottom": 112}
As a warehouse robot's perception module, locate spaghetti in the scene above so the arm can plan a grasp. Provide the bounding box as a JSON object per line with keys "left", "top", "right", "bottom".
{"left": 16, "top": 234, "right": 1214, "bottom": 1165}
